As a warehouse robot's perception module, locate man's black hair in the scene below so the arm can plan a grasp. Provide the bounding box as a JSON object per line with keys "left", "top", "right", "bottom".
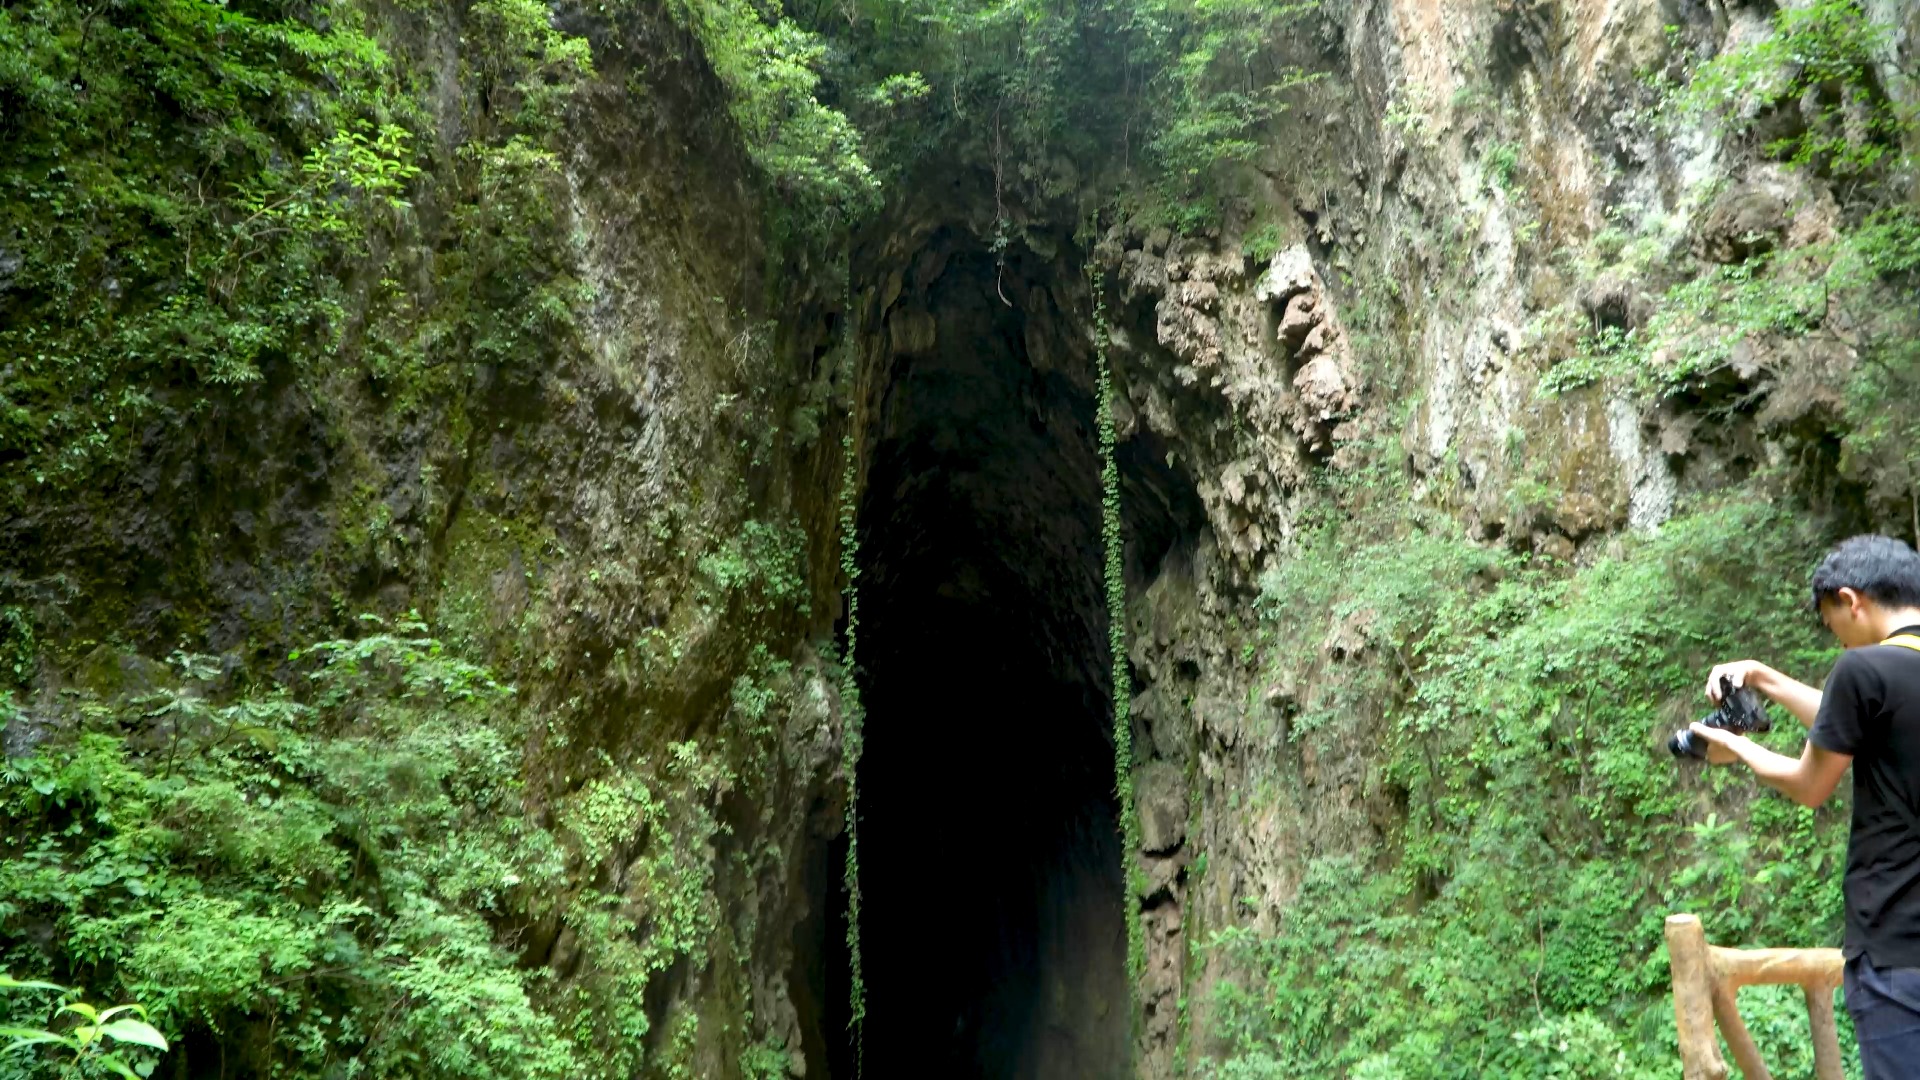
{"left": 1811, "top": 534, "right": 1920, "bottom": 610}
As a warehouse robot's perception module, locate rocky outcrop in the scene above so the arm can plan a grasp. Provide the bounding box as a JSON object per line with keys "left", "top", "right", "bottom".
{"left": 1080, "top": 0, "right": 1917, "bottom": 1072}
{"left": 1099, "top": 238, "right": 1363, "bottom": 574}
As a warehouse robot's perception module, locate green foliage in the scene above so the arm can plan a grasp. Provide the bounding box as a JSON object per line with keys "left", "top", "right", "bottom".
{"left": 0, "top": 623, "right": 574, "bottom": 1079}
{"left": 698, "top": 518, "right": 812, "bottom": 618}
{"left": 0, "top": 0, "right": 409, "bottom": 495}
{"left": 1483, "top": 141, "right": 1521, "bottom": 192}
{"left": 1543, "top": 200, "right": 1920, "bottom": 398}
{"left": 1671, "top": 0, "right": 1909, "bottom": 178}
{"left": 659, "top": 0, "right": 1320, "bottom": 230}
{"left": 1243, "top": 221, "right": 1286, "bottom": 266}
{"left": 1, "top": 978, "right": 168, "bottom": 1080}
{"left": 1542, "top": 1, "right": 1917, "bottom": 400}
{"left": 0, "top": 0, "right": 592, "bottom": 648}
{"left": 1130, "top": 0, "right": 1321, "bottom": 218}
{"left": 660, "top": 0, "right": 879, "bottom": 230}
{"left": 836, "top": 421, "right": 868, "bottom": 1062}
{"left": 1205, "top": 497, "right": 1856, "bottom": 1077}
{"left": 0, "top": 613, "right": 33, "bottom": 689}
{"left": 1092, "top": 269, "right": 1147, "bottom": 1000}
{"left": 0, "top": 619, "right": 734, "bottom": 1080}
{"left": 554, "top": 742, "right": 731, "bottom": 1078}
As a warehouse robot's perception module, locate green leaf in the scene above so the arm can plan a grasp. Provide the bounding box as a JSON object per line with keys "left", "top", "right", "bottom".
{"left": 60, "top": 1002, "right": 99, "bottom": 1021}
{"left": 98, "top": 1019, "right": 168, "bottom": 1051}
{"left": 0, "top": 1026, "right": 71, "bottom": 1048}
{"left": 0, "top": 974, "right": 67, "bottom": 993}
{"left": 97, "top": 1053, "right": 144, "bottom": 1080}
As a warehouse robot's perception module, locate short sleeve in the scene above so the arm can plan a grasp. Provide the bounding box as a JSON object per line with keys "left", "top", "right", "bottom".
{"left": 1811, "top": 650, "right": 1878, "bottom": 756}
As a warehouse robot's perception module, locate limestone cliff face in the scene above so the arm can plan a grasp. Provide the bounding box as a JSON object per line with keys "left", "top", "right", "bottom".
{"left": 1091, "top": 0, "right": 1918, "bottom": 1070}
{"left": 6, "top": 0, "right": 1916, "bottom": 1071}
{"left": 3, "top": 2, "right": 857, "bottom": 1070}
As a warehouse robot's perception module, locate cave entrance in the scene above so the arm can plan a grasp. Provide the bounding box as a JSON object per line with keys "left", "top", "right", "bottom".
{"left": 827, "top": 228, "right": 1133, "bottom": 1079}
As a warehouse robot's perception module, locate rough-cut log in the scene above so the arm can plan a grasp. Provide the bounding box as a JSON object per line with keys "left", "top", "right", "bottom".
{"left": 1805, "top": 983, "right": 1845, "bottom": 1080}
{"left": 1710, "top": 946, "right": 1844, "bottom": 991}
{"left": 1668, "top": 913, "right": 1848, "bottom": 1080}
{"left": 1667, "top": 915, "right": 1730, "bottom": 1080}
{"left": 1712, "top": 982, "right": 1772, "bottom": 1080}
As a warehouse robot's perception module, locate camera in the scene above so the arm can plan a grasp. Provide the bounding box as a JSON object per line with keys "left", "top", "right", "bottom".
{"left": 1669, "top": 675, "right": 1772, "bottom": 759}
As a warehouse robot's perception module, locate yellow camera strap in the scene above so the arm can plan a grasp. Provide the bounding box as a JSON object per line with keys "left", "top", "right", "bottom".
{"left": 1883, "top": 634, "right": 1920, "bottom": 653}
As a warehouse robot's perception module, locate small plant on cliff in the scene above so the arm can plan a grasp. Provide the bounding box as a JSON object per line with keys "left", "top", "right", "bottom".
{"left": 1673, "top": 0, "right": 1910, "bottom": 181}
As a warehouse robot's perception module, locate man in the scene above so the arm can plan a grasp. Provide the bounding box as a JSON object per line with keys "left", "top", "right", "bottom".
{"left": 1689, "top": 533, "right": 1920, "bottom": 1076}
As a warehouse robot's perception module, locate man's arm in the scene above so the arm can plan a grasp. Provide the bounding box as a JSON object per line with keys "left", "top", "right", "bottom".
{"left": 1705, "top": 660, "right": 1823, "bottom": 728}
{"left": 1690, "top": 725, "right": 1852, "bottom": 807}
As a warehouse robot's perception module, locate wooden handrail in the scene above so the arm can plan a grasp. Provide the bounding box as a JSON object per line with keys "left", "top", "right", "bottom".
{"left": 1665, "top": 913, "right": 1845, "bottom": 1080}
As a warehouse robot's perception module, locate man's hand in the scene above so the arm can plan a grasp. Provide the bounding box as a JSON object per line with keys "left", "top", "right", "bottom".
{"left": 1705, "top": 660, "right": 1775, "bottom": 702}
{"left": 1687, "top": 721, "right": 1853, "bottom": 807}
{"left": 1703, "top": 659, "right": 1822, "bottom": 728}
{"left": 1687, "top": 722, "right": 1746, "bottom": 765}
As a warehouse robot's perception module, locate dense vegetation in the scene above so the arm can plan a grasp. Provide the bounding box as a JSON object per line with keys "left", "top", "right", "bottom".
{"left": 4, "top": 0, "right": 1919, "bottom": 1071}
{"left": 0, "top": 619, "right": 779, "bottom": 1079}
{"left": 1192, "top": 1, "right": 1919, "bottom": 1075}
{"left": 1211, "top": 495, "right": 1857, "bottom": 1078}
{"left": 0, "top": 0, "right": 590, "bottom": 653}
{"left": 663, "top": 0, "right": 1319, "bottom": 232}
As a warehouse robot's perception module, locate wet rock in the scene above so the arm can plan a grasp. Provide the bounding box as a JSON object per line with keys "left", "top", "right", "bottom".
{"left": 1278, "top": 291, "right": 1322, "bottom": 351}
{"left": 1294, "top": 354, "right": 1357, "bottom": 427}
{"left": 1532, "top": 531, "right": 1576, "bottom": 562}
{"left": 1694, "top": 181, "right": 1791, "bottom": 264}
{"left": 1120, "top": 248, "right": 1168, "bottom": 303}
{"left": 1580, "top": 272, "right": 1653, "bottom": 331}
{"left": 887, "top": 307, "right": 936, "bottom": 354}
{"left": 1137, "top": 760, "right": 1188, "bottom": 854}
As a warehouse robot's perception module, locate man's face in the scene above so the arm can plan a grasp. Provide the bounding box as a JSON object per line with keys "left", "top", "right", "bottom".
{"left": 1819, "top": 590, "right": 1882, "bottom": 648}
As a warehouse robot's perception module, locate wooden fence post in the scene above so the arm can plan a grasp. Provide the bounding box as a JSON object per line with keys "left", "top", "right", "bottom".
{"left": 1666, "top": 914, "right": 1846, "bottom": 1080}
{"left": 1805, "top": 983, "right": 1845, "bottom": 1080}
{"left": 1667, "top": 914, "right": 1730, "bottom": 1080}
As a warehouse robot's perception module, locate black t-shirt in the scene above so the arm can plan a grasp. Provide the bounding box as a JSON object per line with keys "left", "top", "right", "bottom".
{"left": 1809, "top": 625, "right": 1920, "bottom": 968}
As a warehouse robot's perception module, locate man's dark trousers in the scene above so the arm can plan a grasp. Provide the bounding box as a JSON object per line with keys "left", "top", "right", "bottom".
{"left": 1846, "top": 955, "right": 1920, "bottom": 1077}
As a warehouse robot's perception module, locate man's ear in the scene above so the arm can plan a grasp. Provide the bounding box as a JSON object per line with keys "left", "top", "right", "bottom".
{"left": 1840, "top": 586, "right": 1868, "bottom": 620}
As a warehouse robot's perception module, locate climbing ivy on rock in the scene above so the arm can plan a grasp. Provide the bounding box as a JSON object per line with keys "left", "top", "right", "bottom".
{"left": 1092, "top": 270, "right": 1148, "bottom": 996}
{"left": 835, "top": 338, "right": 868, "bottom": 1067}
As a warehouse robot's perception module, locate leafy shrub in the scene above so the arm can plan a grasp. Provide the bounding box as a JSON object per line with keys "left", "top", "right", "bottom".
{"left": 0, "top": 618, "right": 740, "bottom": 1079}
{"left": 1206, "top": 498, "right": 1856, "bottom": 1076}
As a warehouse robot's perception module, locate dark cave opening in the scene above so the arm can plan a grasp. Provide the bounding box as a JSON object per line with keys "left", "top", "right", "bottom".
{"left": 810, "top": 229, "right": 1205, "bottom": 1079}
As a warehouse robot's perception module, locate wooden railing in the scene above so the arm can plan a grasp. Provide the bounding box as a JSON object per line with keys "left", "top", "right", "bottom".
{"left": 1665, "top": 913, "right": 1845, "bottom": 1080}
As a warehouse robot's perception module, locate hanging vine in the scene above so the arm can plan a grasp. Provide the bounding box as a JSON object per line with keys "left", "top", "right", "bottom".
{"left": 1092, "top": 268, "right": 1148, "bottom": 989}
{"left": 834, "top": 269, "right": 868, "bottom": 1073}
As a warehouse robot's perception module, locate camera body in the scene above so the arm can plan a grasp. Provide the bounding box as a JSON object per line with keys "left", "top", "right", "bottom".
{"left": 1670, "top": 675, "right": 1772, "bottom": 759}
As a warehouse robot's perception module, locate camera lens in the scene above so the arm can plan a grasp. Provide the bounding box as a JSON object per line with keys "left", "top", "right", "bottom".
{"left": 1669, "top": 730, "right": 1703, "bottom": 759}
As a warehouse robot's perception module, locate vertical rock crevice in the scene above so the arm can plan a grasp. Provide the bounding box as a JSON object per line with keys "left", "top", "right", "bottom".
{"left": 802, "top": 217, "right": 1205, "bottom": 1078}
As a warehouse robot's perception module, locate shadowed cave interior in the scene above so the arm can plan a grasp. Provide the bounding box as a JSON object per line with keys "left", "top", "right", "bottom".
{"left": 807, "top": 231, "right": 1205, "bottom": 1079}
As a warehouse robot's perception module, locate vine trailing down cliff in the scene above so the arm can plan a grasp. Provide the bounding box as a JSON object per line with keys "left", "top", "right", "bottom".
{"left": 837, "top": 311, "right": 875, "bottom": 1068}
{"left": 7, "top": 0, "right": 1920, "bottom": 1074}
{"left": 1095, "top": 267, "right": 1149, "bottom": 991}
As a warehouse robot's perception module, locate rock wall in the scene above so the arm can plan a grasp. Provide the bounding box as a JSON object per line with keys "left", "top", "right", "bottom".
{"left": 1087, "top": 0, "right": 1920, "bottom": 1070}
{"left": 6, "top": 0, "right": 1917, "bottom": 1071}
{"left": 2, "top": 1, "right": 860, "bottom": 1071}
